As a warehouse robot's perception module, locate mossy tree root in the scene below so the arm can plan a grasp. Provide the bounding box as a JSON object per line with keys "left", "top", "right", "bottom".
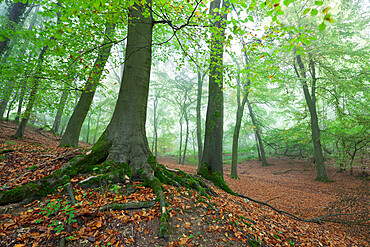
{"left": 197, "top": 163, "right": 237, "bottom": 196}
{"left": 153, "top": 163, "right": 219, "bottom": 198}
{"left": 99, "top": 200, "right": 156, "bottom": 211}
{"left": 0, "top": 134, "right": 113, "bottom": 206}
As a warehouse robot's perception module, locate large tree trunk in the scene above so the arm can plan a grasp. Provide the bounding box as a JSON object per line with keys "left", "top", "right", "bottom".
{"left": 103, "top": 5, "right": 153, "bottom": 177}
{"left": 196, "top": 70, "right": 204, "bottom": 167}
{"left": 294, "top": 54, "right": 329, "bottom": 182}
{"left": 0, "top": 5, "right": 229, "bottom": 240}
{"left": 13, "top": 45, "right": 48, "bottom": 138}
{"left": 198, "top": 0, "right": 232, "bottom": 193}
{"left": 60, "top": 23, "right": 116, "bottom": 147}
{"left": 0, "top": 1, "right": 28, "bottom": 57}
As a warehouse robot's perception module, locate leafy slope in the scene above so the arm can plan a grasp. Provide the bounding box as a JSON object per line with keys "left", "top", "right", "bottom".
{"left": 0, "top": 121, "right": 368, "bottom": 247}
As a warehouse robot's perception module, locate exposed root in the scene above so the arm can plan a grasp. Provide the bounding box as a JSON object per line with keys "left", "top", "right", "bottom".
{"left": 0, "top": 149, "right": 15, "bottom": 155}
{"left": 99, "top": 200, "right": 156, "bottom": 211}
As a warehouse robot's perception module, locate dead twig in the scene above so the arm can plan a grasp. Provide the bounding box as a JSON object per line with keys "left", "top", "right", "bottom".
{"left": 237, "top": 193, "right": 365, "bottom": 225}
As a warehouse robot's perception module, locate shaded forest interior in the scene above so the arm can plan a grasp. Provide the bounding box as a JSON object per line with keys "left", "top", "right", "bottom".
{"left": 0, "top": 0, "right": 369, "bottom": 246}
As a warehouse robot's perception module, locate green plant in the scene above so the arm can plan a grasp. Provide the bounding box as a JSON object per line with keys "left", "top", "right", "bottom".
{"left": 27, "top": 165, "right": 38, "bottom": 170}
{"left": 39, "top": 198, "right": 76, "bottom": 233}
{"left": 5, "top": 140, "right": 16, "bottom": 146}
{"left": 110, "top": 184, "right": 121, "bottom": 194}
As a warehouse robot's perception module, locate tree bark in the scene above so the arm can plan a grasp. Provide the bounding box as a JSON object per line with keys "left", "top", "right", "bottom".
{"left": 196, "top": 70, "right": 204, "bottom": 167}
{"left": 294, "top": 54, "right": 329, "bottom": 181}
{"left": 152, "top": 91, "right": 160, "bottom": 158}
{"left": 178, "top": 112, "right": 183, "bottom": 164}
{"left": 93, "top": 108, "right": 102, "bottom": 144}
{"left": 86, "top": 112, "right": 91, "bottom": 144}
{"left": 103, "top": 4, "right": 153, "bottom": 177}
{"left": 52, "top": 89, "right": 68, "bottom": 134}
{"left": 14, "top": 80, "right": 27, "bottom": 124}
{"left": 182, "top": 110, "right": 190, "bottom": 165}
{"left": 246, "top": 98, "right": 269, "bottom": 166}
{"left": 198, "top": 0, "right": 230, "bottom": 191}
{"left": 231, "top": 59, "right": 248, "bottom": 179}
{"left": 60, "top": 23, "right": 116, "bottom": 147}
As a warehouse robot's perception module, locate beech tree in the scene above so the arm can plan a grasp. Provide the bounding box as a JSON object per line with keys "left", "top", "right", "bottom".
{"left": 0, "top": 1, "right": 223, "bottom": 238}
{"left": 60, "top": 23, "right": 116, "bottom": 147}
{"left": 197, "top": 0, "right": 231, "bottom": 191}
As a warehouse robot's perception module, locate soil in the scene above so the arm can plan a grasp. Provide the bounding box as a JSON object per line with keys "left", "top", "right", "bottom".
{"left": 0, "top": 121, "right": 369, "bottom": 246}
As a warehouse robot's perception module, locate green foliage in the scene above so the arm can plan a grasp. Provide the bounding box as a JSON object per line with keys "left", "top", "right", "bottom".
{"left": 38, "top": 198, "right": 76, "bottom": 234}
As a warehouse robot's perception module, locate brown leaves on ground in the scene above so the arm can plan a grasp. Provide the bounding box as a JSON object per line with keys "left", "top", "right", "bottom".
{"left": 0, "top": 121, "right": 369, "bottom": 246}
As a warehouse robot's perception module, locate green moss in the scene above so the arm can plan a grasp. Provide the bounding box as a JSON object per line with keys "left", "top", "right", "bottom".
{"left": 147, "top": 154, "right": 157, "bottom": 170}
{"left": 198, "top": 163, "right": 236, "bottom": 196}
{"left": 248, "top": 239, "right": 260, "bottom": 247}
{"left": 158, "top": 211, "right": 169, "bottom": 239}
{"left": 147, "top": 177, "right": 163, "bottom": 195}
{"left": 64, "top": 134, "right": 110, "bottom": 175}
{"left": 0, "top": 174, "right": 69, "bottom": 206}
{"left": 315, "top": 177, "right": 334, "bottom": 183}
{"left": 197, "top": 163, "right": 211, "bottom": 180}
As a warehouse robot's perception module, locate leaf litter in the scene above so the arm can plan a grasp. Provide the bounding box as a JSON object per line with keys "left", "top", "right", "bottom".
{"left": 0, "top": 121, "right": 368, "bottom": 246}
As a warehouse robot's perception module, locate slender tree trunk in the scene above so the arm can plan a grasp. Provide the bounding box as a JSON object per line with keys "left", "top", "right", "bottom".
{"left": 6, "top": 90, "right": 18, "bottom": 121}
{"left": 294, "top": 54, "right": 329, "bottom": 181}
{"left": 199, "top": 0, "right": 228, "bottom": 184}
{"left": 93, "top": 108, "right": 102, "bottom": 144}
{"left": 230, "top": 58, "right": 248, "bottom": 179}
{"left": 182, "top": 111, "right": 190, "bottom": 165}
{"left": 14, "top": 45, "right": 48, "bottom": 138}
{"left": 178, "top": 113, "right": 183, "bottom": 164}
{"left": 2, "top": 5, "right": 38, "bottom": 61}
{"left": 14, "top": 80, "right": 27, "bottom": 123}
{"left": 255, "top": 134, "right": 261, "bottom": 161}
{"left": 246, "top": 98, "right": 269, "bottom": 166}
{"left": 152, "top": 94, "right": 159, "bottom": 158}
{"left": 196, "top": 70, "right": 204, "bottom": 167}
{"left": 0, "top": 81, "right": 14, "bottom": 119}
{"left": 0, "top": 1, "right": 28, "bottom": 57}
{"left": 86, "top": 112, "right": 91, "bottom": 144}
{"left": 52, "top": 89, "right": 68, "bottom": 134}
{"left": 1, "top": 6, "right": 39, "bottom": 121}
{"left": 60, "top": 23, "right": 116, "bottom": 147}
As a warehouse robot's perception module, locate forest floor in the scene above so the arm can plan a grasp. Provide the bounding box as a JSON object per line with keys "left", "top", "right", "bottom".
{"left": 0, "top": 121, "right": 368, "bottom": 247}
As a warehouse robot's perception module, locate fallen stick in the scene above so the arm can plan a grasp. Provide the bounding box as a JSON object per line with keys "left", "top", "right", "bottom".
{"left": 99, "top": 200, "right": 156, "bottom": 211}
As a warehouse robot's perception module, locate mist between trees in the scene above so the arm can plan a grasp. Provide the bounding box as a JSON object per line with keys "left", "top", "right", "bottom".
{"left": 0, "top": 0, "right": 368, "bottom": 183}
